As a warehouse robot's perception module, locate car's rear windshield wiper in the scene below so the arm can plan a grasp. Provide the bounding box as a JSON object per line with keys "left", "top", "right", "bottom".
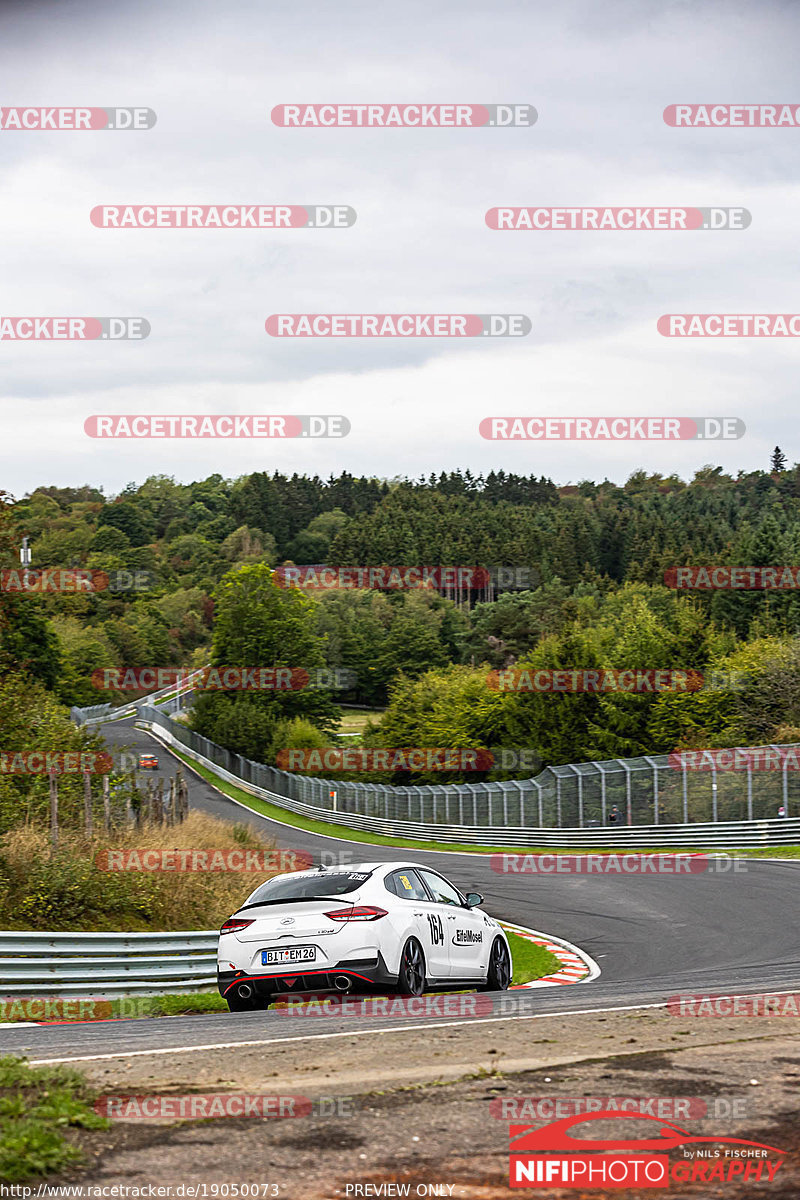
{"left": 236, "top": 895, "right": 355, "bottom": 912}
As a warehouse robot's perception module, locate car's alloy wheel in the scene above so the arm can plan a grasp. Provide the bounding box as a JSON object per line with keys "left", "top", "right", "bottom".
{"left": 483, "top": 937, "right": 511, "bottom": 991}
{"left": 397, "top": 937, "right": 426, "bottom": 996}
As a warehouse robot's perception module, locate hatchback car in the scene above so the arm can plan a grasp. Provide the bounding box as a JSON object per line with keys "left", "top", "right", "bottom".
{"left": 217, "top": 861, "right": 512, "bottom": 1010}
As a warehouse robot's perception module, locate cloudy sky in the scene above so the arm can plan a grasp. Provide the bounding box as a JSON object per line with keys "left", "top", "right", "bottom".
{"left": 1, "top": 0, "right": 799, "bottom": 496}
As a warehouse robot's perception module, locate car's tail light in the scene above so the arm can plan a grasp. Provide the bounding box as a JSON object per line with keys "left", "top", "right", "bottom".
{"left": 220, "top": 918, "right": 254, "bottom": 934}
{"left": 325, "top": 906, "right": 388, "bottom": 922}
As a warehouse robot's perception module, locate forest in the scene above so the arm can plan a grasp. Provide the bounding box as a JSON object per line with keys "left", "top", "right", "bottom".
{"left": 2, "top": 456, "right": 800, "bottom": 813}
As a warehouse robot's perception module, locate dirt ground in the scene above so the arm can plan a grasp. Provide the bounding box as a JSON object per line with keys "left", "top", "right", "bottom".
{"left": 43, "top": 1008, "right": 800, "bottom": 1199}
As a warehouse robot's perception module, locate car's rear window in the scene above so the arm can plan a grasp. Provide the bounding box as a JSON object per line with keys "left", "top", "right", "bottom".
{"left": 244, "top": 871, "right": 373, "bottom": 906}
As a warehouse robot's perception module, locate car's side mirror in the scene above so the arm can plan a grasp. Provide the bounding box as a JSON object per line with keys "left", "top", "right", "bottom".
{"left": 465, "top": 892, "right": 484, "bottom": 908}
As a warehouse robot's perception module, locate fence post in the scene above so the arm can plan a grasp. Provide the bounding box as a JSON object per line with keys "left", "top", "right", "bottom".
{"left": 83, "top": 770, "right": 93, "bottom": 837}
{"left": 48, "top": 770, "right": 58, "bottom": 850}
{"left": 556, "top": 777, "right": 562, "bottom": 827}
{"left": 747, "top": 764, "right": 753, "bottom": 820}
{"left": 682, "top": 762, "right": 689, "bottom": 823}
{"left": 644, "top": 757, "right": 659, "bottom": 825}
{"left": 102, "top": 773, "right": 111, "bottom": 831}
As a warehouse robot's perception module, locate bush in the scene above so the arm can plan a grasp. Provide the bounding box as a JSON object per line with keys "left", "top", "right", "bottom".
{"left": 0, "top": 813, "right": 278, "bottom": 931}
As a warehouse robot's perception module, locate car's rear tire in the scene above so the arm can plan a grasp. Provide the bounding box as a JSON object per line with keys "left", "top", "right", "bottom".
{"left": 481, "top": 937, "right": 511, "bottom": 991}
{"left": 396, "top": 937, "right": 426, "bottom": 996}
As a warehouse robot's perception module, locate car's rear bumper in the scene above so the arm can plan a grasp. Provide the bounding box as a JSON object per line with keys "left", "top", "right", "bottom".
{"left": 218, "top": 952, "right": 397, "bottom": 1000}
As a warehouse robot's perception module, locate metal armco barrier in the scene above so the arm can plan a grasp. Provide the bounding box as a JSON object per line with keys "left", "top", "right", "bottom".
{"left": 71, "top": 668, "right": 207, "bottom": 726}
{"left": 0, "top": 930, "right": 217, "bottom": 997}
{"left": 138, "top": 709, "right": 800, "bottom": 849}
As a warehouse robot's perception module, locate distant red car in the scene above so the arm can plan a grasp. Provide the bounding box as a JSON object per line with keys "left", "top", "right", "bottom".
{"left": 138, "top": 754, "right": 158, "bottom": 770}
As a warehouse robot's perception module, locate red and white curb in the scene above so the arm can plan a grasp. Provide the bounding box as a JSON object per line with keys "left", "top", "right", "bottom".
{"left": 501, "top": 921, "right": 600, "bottom": 989}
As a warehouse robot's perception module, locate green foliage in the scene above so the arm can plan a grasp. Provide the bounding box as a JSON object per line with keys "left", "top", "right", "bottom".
{"left": 190, "top": 564, "right": 340, "bottom": 759}
{"left": 0, "top": 1056, "right": 107, "bottom": 1183}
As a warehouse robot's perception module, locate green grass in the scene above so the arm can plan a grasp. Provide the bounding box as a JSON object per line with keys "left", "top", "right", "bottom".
{"left": 505, "top": 931, "right": 560, "bottom": 983}
{"left": 337, "top": 707, "right": 385, "bottom": 737}
{"left": 161, "top": 741, "right": 800, "bottom": 859}
{"left": 138, "top": 992, "right": 228, "bottom": 1017}
{"left": 0, "top": 1057, "right": 108, "bottom": 1184}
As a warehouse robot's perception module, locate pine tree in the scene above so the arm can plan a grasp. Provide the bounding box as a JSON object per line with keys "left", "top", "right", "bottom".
{"left": 771, "top": 446, "right": 787, "bottom": 473}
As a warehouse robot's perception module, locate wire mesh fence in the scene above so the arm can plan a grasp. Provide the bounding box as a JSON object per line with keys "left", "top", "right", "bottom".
{"left": 138, "top": 707, "right": 799, "bottom": 829}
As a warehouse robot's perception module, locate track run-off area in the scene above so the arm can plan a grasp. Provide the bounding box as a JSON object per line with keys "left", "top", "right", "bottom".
{"left": 3, "top": 714, "right": 799, "bottom": 1066}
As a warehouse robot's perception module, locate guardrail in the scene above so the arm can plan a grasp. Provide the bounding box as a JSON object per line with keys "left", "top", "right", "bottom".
{"left": 0, "top": 931, "right": 217, "bottom": 997}
{"left": 138, "top": 710, "right": 800, "bottom": 848}
{"left": 71, "top": 669, "right": 208, "bottom": 727}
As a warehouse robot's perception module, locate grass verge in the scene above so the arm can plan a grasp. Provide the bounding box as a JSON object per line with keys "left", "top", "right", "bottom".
{"left": 163, "top": 742, "right": 800, "bottom": 859}
{"left": 0, "top": 1056, "right": 108, "bottom": 1184}
{"left": 505, "top": 930, "right": 561, "bottom": 982}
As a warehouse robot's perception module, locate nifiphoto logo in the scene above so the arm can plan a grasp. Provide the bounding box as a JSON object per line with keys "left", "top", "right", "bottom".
{"left": 508, "top": 1111, "right": 785, "bottom": 1188}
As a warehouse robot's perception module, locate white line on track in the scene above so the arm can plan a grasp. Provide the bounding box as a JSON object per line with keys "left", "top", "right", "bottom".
{"left": 28, "top": 1001, "right": 673, "bottom": 1064}
{"left": 27, "top": 987, "right": 800, "bottom": 1065}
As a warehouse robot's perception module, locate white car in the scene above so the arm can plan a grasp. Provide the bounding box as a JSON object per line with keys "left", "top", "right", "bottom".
{"left": 216, "top": 861, "right": 513, "bottom": 1011}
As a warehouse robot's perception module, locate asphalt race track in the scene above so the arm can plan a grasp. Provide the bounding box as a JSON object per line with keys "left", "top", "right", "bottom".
{"left": 3, "top": 714, "right": 800, "bottom": 1063}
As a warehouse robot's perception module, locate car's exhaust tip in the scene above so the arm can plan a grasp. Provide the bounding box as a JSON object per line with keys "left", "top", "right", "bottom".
{"left": 237, "top": 982, "right": 254, "bottom": 1000}
{"left": 333, "top": 975, "right": 352, "bottom": 991}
